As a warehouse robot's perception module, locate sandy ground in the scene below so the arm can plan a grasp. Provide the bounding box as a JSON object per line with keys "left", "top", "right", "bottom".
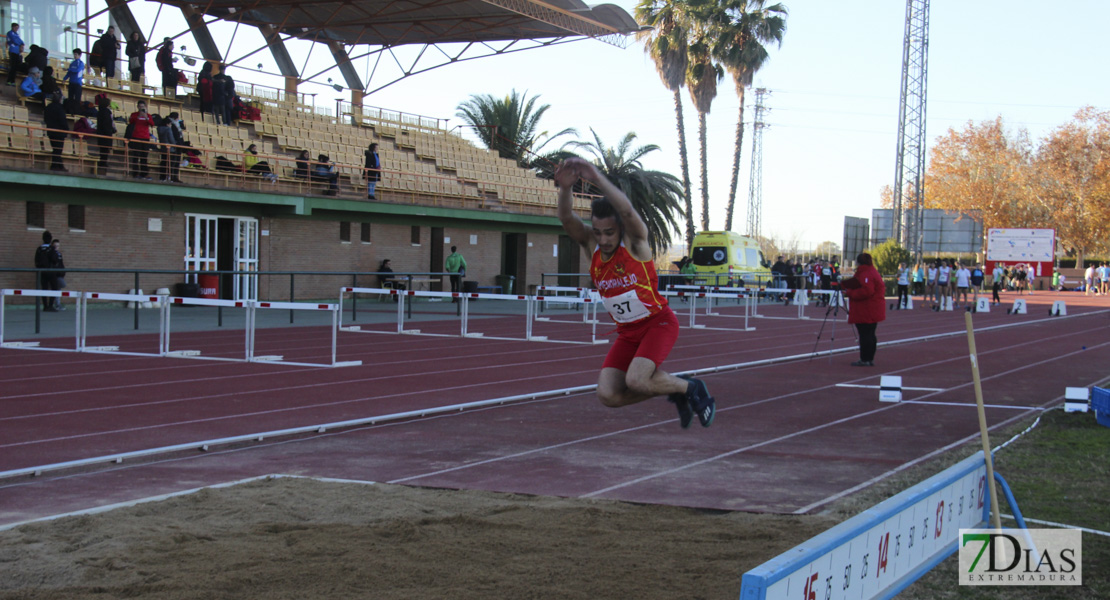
{"left": 0, "top": 477, "right": 838, "bottom": 600}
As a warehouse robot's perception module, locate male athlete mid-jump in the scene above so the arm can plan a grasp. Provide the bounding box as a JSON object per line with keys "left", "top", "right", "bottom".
{"left": 555, "top": 158, "right": 715, "bottom": 428}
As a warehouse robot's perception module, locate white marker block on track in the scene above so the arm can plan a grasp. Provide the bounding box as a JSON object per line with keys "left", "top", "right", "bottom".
{"left": 1010, "top": 298, "right": 1027, "bottom": 314}
{"left": 879, "top": 375, "right": 903, "bottom": 402}
{"left": 1064, "top": 387, "right": 1089, "bottom": 413}
{"left": 1050, "top": 300, "right": 1067, "bottom": 316}
{"left": 975, "top": 297, "right": 990, "bottom": 313}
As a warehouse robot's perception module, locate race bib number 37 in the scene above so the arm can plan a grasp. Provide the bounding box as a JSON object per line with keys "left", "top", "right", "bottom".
{"left": 602, "top": 289, "right": 651, "bottom": 324}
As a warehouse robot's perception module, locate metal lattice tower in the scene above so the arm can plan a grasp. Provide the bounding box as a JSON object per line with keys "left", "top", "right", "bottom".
{"left": 746, "top": 88, "right": 769, "bottom": 240}
{"left": 892, "top": 0, "right": 930, "bottom": 257}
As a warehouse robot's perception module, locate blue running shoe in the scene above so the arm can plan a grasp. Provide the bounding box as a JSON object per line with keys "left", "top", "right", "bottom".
{"left": 685, "top": 377, "right": 715, "bottom": 427}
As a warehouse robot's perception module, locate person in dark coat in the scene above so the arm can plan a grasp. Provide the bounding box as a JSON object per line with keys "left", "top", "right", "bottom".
{"left": 211, "top": 68, "right": 227, "bottom": 125}
{"left": 841, "top": 252, "right": 887, "bottom": 366}
{"left": 43, "top": 91, "right": 69, "bottom": 171}
{"left": 95, "top": 94, "right": 116, "bottom": 172}
{"left": 197, "top": 61, "right": 214, "bottom": 122}
{"left": 98, "top": 26, "right": 120, "bottom": 79}
{"left": 125, "top": 31, "right": 145, "bottom": 83}
{"left": 364, "top": 142, "right": 381, "bottom": 199}
{"left": 156, "top": 37, "right": 175, "bottom": 97}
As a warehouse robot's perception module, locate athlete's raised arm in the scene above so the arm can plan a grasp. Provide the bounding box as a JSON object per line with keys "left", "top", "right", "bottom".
{"left": 563, "top": 158, "right": 651, "bottom": 260}
{"left": 555, "top": 159, "right": 595, "bottom": 254}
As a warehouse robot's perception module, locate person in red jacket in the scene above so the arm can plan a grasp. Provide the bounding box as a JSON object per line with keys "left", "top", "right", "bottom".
{"left": 842, "top": 252, "right": 887, "bottom": 366}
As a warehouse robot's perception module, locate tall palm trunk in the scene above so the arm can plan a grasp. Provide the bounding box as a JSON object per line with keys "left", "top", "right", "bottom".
{"left": 673, "top": 89, "right": 695, "bottom": 250}
{"left": 698, "top": 110, "right": 709, "bottom": 231}
{"left": 724, "top": 90, "right": 746, "bottom": 232}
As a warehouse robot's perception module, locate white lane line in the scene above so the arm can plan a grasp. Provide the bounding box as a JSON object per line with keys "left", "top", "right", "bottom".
{"left": 581, "top": 339, "right": 1110, "bottom": 500}
{"left": 836, "top": 383, "right": 946, "bottom": 391}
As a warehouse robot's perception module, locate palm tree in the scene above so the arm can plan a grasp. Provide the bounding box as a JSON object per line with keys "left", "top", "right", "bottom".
{"left": 455, "top": 90, "right": 576, "bottom": 167}
{"left": 685, "top": 32, "right": 723, "bottom": 232}
{"left": 566, "top": 130, "right": 684, "bottom": 258}
{"left": 636, "top": 0, "right": 696, "bottom": 250}
{"left": 711, "top": 1, "right": 787, "bottom": 232}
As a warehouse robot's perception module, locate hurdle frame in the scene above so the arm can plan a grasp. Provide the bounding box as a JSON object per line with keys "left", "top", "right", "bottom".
{"left": 0, "top": 289, "right": 83, "bottom": 351}
{"left": 339, "top": 286, "right": 607, "bottom": 345}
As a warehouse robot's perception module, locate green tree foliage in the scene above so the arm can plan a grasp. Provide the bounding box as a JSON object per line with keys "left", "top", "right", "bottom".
{"left": 868, "top": 239, "right": 912, "bottom": 276}
{"left": 565, "top": 130, "right": 684, "bottom": 258}
{"left": 636, "top": 0, "right": 696, "bottom": 250}
{"left": 455, "top": 90, "right": 576, "bottom": 167}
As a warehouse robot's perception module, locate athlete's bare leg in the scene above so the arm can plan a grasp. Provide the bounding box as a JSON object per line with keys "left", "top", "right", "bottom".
{"left": 596, "top": 358, "right": 687, "bottom": 408}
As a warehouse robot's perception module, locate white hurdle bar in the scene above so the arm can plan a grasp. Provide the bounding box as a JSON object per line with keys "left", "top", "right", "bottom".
{"left": 80, "top": 291, "right": 168, "bottom": 355}
{"left": 534, "top": 286, "right": 600, "bottom": 323}
{"left": 0, "top": 289, "right": 83, "bottom": 351}
{"left": 662, "top": 290, "right": 756, "bottom": 331}
{"left": 251, "top": 300, "right": 361, "bottom": 367}
{"left": 339, "top": 287, "right": 607, "bottom": 344}
{"left": 165, "top": 296, "right": 250, "bottom": 361}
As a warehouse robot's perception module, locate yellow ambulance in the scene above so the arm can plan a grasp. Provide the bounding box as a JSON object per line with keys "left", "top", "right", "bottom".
{"left": 688, "top": 231, "right": 771, "bottom": 287}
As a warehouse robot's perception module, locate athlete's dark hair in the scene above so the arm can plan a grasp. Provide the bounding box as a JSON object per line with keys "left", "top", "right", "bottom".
{"left": 590, "top": 196, "right": 624, "bottom": 230}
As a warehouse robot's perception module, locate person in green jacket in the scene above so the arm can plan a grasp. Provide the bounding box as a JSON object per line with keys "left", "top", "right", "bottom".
{"left": 445, "top": 245, "right": 467, "bottom": 297}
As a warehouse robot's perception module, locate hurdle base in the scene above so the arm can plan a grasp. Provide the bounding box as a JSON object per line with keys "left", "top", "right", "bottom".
{"left": 464, "top": 332, "right": 485, "bottom": 338}
{"left": 1, "top": 341, "right": 41, "bottom": 348}
{"left": 400, "top": 329, "right": 422, "bottom": 335}
{"left": 528, "top": 336, "right": 549, "bottom": 341}
{"left": 165, "top": 350, "right": 202, "bottom": 357}
{"left": 253, "top": 355, "right": 284, "bottom": 361}
{"left": 332, "top": 360, "right": 363, "bottom": 368}
{"left": 339, "top": 325, "right": 362, "bottom": 332}
{"left": 85, "top": 345, "right": 121, "bottom": 352}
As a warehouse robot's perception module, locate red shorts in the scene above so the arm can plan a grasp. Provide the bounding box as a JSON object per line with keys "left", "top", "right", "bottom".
{"left": 601, "top": 306, "right": 680, "bottom": 371}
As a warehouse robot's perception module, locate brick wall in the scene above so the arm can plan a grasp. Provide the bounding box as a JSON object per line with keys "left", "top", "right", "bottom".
{"left": 2, "top": 199, "right": 595, "bottom": 304}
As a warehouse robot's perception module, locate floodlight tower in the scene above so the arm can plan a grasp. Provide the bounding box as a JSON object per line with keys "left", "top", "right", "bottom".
{"left": 745, "top": 88, "right": 769, "bottom": 240}
{"left": 892, "top": 0, "right": 930, "bottom": 257}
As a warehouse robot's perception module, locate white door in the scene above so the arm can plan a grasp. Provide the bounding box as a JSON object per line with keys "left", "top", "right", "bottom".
{"left": 234, "top": 218, "right": 259, "bottom": 301}
{"left": 185, "top": 215, "right": 218, "bottom": 283}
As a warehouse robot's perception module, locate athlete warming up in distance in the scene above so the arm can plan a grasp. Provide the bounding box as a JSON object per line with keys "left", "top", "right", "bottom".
{"left": 555, "top": 157, "right": 715, "bottom": 428}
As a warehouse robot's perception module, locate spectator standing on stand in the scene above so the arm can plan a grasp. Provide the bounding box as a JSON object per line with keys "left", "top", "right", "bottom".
{"left": 6, "top": 23, "right": 24, "bottom": 87}
{"left": 364, "top": 142, "right": 381, "bottom": 199}
{"left": 222, "top": 69, "right": 236, "bottom": 125}
{"left": 125, "top": 32, "right": 145, "bottom": 83}
{"left": 95, "top": 94, "right": 116, "bottom": 172}
{"left": 212, "top": 67, "right": 227, "bottom": 125}
{"left": 895, "top": 262, "right": 909, "bottom": 309}
{"left": 156, "top": 38, "right": 176, "bottom": 98}
{"left": 445, "top": 246, "right": 467, "bottom": 298}
{"left": 127, "top": 100, "right": 155, "bottom": 179}
{"left": 61, "top": 48, "right": 85, "bottom": 114}
{"left": 197, "top": 62, "right": 214, "bottom": 122}
{"left": 98, "top": 26, "right": 120, "bottom": 80}
{"left": 43, "top": 90, "right": 68, "bottom": 171}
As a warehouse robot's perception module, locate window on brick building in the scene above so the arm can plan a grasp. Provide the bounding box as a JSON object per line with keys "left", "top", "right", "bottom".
{"left": 26, "top": 202, "right": 44, "bottom": 228}
{"left": 411, "top": 226, "right": 420, "bottom": 245}
{"left": 68, "top": 205, "right": 86, "bottom": 231}
{"left": 339, "top": 222, "right": 351, "bottom": 242}
{"left": 360, "top": 223, "right": 371, "bottom": 243}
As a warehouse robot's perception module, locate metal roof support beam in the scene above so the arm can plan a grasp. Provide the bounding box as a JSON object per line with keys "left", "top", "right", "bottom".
{"left": 104, "top": 0, "right": 143, "bottom": 44}
{"left": 178, "top": 4, "right": 224, "bottom": 63}
{"left": 327, "top": 41, "right": 364, "bottom": 93}
{"left": 259, "top": 24, "right": 300, "bottom": 80}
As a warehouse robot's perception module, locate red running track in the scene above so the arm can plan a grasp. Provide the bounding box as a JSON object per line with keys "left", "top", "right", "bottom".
{"left": 1, "top": 291, "right": 1108, "bottom": 525}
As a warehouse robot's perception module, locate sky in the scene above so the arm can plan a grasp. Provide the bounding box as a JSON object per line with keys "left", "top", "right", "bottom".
{"left": 105, "top": 1, "right": 1110, "bottom": 249}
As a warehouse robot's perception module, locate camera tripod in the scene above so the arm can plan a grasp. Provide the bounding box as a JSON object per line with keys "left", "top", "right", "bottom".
{"left": 809, "top": 289, "right": 856, "bottom": 361}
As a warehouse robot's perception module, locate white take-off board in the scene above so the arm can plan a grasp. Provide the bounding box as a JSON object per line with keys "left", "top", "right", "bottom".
{"left": 740, "top": 452, "right": 990, "bottom": 600}
{"left": 986, "top": 229, "right": 1054, "bottom": 263}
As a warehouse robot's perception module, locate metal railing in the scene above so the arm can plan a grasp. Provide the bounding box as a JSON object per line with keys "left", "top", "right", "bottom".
{"left": 1, "top": 267, "right": 465, "bottom": 334}
{"left": 0, "top": 120, "right": 594, "bottom": 216}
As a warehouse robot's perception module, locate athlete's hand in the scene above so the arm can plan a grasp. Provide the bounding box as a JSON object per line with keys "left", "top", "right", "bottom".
{"left": 565, "top": 157, "right": 602, "bottom": 184}
{"left": 553, "top": 160, "right": 579, "bottom": 188}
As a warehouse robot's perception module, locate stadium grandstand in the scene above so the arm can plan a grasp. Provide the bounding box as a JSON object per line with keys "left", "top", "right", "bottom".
{"left": 0, "top": 0, "right": 641, "bottom": 301}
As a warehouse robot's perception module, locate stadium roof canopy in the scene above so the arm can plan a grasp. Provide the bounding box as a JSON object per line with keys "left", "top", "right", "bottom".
{"left": 155, "top": 0, "right": 642, "bottom": 47}
{"left": 134, "top": 0, "right": 645, "bottom": 94}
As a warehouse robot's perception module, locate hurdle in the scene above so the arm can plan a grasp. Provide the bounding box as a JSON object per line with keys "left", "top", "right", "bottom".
{"left": 0, "top": 289, "right": 83, "bottom": 351}
{"left": 79, "top": 291, "right": 169, "bottom": 356}
{"left": 339, "top": 287, "right": 606, "bottom": 345}
{"left": 663, "top": 290, "right": 756, "bottom": 331}
{"left": 741, "top": 452, "right": 993, "bottom": 599}
{"left": 250, "top": 300, "right": 361, "bottom": 367}
{"left": 533, "top": 286, "right": 601, "bottom": 323}
{"left": 163, "top": 296, "right": 251, "bottom": 361}
{"left": 753, "top": 286, "right": 813, "bottom": 320}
